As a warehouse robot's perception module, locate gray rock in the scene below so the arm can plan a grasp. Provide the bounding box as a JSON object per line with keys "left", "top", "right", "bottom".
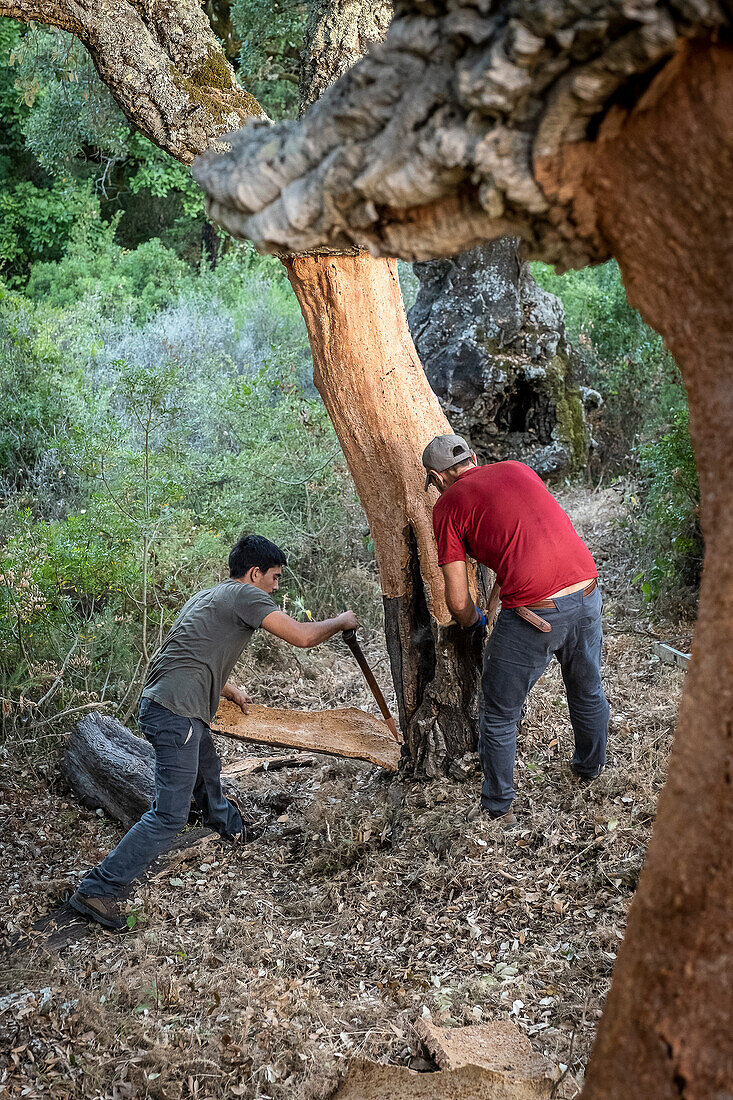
{"left": 408, "top": 239, "right": 591, "bottom": 479}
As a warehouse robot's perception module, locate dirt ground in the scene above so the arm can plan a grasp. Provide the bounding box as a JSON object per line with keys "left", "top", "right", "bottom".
{"left": 0, "top": 483, "right": 694, "bottom": 1099}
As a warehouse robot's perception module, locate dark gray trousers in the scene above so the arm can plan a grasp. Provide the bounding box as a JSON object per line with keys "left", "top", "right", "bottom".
{"left": 479, "top": 585, "right": 609, "bottom": 816}
{"left": 79, "top": 698, "right": 242, "bottom": 897}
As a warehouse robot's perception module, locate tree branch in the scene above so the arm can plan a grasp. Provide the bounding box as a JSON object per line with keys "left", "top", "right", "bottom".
{"left": 0, "top": 0, "right": 267, "bottom": 163}
{"left": 192, "top": 1, "right": 730, "bottom": 262}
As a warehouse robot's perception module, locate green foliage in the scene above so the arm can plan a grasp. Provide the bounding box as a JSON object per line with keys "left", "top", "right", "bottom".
{"left": 0, "top": 178, "right": 101, "bottom": 283}
{"left": 0, "top": 20, "right": 26, "bottom": 168}
{"left": 0, "top": 24, "right": 207, "bottom": 282}
{"left": 12, "top": 27, "right": 129, "bottom": 177}
{"left": 25, "top": 212, "right": 189, "bottom": 322}
{"left": 232, "top": 0, "right": 307, "bottom": 118}
{"left": 635, "top": 407, "right": 702, "bottom": 599}
{"left": 126, "top": 135, "right": 204, "bottom": 220}
{"left": 532, "top": 259, "right": 700, "bottom": 600}
{"left": 0, "top": 248, "right": 376, "bottom": 738}
{"left": 0, "top": 280, "right": 82, "bottom": 495}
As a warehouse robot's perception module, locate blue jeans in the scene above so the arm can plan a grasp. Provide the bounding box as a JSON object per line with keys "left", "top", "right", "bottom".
{"left": 479, "top": 586, "right": 609, "bottom": 816}
{"left": 79, "top": 699, "right": 242, "bottom": 897}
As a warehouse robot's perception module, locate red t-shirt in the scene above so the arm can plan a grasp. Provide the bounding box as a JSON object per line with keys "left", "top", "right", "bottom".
{"left": 432, "top": 461, "right": 597, "bottom": 608}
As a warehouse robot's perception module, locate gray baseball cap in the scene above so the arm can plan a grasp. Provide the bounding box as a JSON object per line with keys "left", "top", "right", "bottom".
{"left": 422, "top": 434, "right": 473, "bottom": 489}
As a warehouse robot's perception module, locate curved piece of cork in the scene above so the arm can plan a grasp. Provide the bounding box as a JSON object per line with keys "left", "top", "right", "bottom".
{"left": 212, "top": 700, "right": 402, "bottom": 771}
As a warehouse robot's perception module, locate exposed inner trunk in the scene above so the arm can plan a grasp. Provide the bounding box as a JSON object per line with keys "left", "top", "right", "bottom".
{"left": 577, "top": 42, "right": 733, "bottom": 1100}
{"left": 282, "top": 252, "right": 485, "bottom": 773}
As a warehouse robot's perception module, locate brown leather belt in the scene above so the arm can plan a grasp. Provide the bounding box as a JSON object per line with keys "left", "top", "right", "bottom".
{"left": 514, "top": 579, "right": 598, "bottom": 633}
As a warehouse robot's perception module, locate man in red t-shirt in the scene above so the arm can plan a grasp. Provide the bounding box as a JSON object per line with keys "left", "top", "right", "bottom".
{"left": 423, "top": 434, "right": 609, "bottom": 824}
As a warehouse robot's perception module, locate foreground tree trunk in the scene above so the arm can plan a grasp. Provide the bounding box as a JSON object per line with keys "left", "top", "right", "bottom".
{"left": 575, "top": 43, "right": 733, "bottom": 1099}
{"left": 284, "top": 252, "right": 486, "bottom": 772}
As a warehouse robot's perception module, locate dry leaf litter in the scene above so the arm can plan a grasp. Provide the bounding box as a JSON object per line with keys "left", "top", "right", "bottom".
{"left": 0, "top": 484, "right": 692, "bottom": 1099}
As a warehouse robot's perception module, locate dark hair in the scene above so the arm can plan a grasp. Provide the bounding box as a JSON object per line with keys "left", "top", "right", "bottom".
{"left": 229, "top": 534, "right": 287, "bottom": 578}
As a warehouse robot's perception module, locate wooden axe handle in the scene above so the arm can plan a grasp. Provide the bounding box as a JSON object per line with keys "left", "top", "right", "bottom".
{"left": 342, "top": 630, "right": 400, "bottom": 741}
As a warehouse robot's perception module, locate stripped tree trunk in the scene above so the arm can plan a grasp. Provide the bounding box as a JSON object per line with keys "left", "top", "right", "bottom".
{"left": 288, "top": 0, "right": 486, "bottom": 773}
{"left": 284, "top": 253, "right": 486, "bottom": 773}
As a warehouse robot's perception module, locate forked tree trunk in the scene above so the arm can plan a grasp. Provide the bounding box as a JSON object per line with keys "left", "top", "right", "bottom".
{"left": 286, "top": 2, "right": 486, "bottom": 774}
{"left": 576, "top": 43, "right": 733, "bottom": 1099}
{"left": 284, "top": 253, "right": 486, "bottom": 773}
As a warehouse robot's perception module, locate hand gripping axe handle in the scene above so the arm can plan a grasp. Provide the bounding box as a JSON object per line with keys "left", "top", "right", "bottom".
{"left": 342, "top": 629, "right": 401, "bottom": 742}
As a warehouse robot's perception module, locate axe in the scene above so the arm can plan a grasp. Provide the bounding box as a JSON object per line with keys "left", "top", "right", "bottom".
{"left": 342, "top": 629, "right": 401, "bottom": 742}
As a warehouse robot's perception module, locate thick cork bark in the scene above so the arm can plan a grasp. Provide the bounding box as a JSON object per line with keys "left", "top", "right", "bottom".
{"left": 579, "top": 43, "right": 733, "bottom": 1100}
{"left": 283, "top": 253, "right": 486, "bottom": 773}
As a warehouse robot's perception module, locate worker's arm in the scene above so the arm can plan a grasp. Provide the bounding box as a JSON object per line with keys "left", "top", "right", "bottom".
{"left": 222, "top": 681, "right": 251, "bottom": 714}
{"left": 440, "top": 560, "right": 482, "bottom": 629}
{"left": 261, "top": 609, "right": 359, "bottom": 649}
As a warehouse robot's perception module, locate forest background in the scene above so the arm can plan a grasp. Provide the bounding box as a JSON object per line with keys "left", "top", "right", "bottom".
{"left": 0, "top": 6, "right": 702, "bottom": 740}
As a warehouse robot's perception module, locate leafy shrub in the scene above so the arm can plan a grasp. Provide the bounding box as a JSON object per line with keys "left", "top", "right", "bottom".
{"left": 0, "top": 178, "right": 101, "bottom": 283}
{"left": 26, "top": 214, "right": 189, "bottom": 322}
{"left": 0, "top": 282, "right": 84, "bottom": 506}
{"left": 635, "top": 407, "right": 702, "bottom": 599}
{"left": 0, "top": 249, "right": 378, "bottom": 739}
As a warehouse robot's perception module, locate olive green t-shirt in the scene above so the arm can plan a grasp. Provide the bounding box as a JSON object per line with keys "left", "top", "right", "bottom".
{"left": 141, "top": 579, "right": 278, "bottom": 724}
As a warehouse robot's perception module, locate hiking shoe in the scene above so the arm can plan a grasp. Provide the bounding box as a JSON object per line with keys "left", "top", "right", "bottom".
{"left": 572, "top": 764, "right": 604, "bottom": 783}
{"left": 217, "top": 829, "right": 243, "bottom": 845}
{"left": 69, "top": 890, "right": 127, "bottom": 931}
{"left": 467, "top": 805, "right": 518, "bottom": 830}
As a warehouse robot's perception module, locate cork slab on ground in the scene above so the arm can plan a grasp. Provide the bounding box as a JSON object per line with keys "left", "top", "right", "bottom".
{"left": 332, "top": 1021, "right": 558, "bottom": 1100}
{"left": 211, "top": 700, "right": 401, "bottom": 770}
{"left": 331, "top": 1059, "right": 555, "bottom": 1100}
{"left": 417, "top": 1019, "right": 558, "bottom": 1091}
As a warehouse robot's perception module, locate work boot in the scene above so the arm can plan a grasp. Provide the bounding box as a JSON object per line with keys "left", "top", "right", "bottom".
{"left": 69, "top": 890, "right": 127, "bottom": 931}
{"left": 571, "top": 764, "right": 604, "bottom": 784}
{"left": 467, "top": 805, "right": 518, "bottom": 830}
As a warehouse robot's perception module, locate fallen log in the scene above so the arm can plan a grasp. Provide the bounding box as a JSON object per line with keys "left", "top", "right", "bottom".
{"left": 63, "top": 712, "right": 156, "bottom": 828}
{"left": 212, "top": 700, "right": 402, "bottom": 770}
{"left": 63, "top": 712, "right": 287, "bottom": 827}
{"left": 64, "top": 705, "right": 399, "bottom": 829}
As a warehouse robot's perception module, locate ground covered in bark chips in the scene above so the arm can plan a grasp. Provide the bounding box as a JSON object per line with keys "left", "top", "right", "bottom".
{"left": 0, "top": 485, "right": 693, "bottom": 1099}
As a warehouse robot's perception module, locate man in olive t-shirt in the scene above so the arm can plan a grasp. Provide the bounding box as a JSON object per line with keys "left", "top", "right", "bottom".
{"left": 70, "top": 534, "right": 359, "bottom": 930}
